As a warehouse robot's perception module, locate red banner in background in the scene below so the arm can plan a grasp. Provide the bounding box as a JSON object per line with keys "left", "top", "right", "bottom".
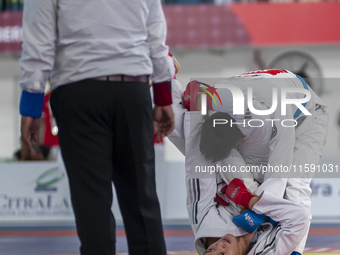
{"left": 163, "top": 4, "right": 251, "bottom": 48}
{"left": 1, "top": 2, "right": 340, "bottom": 53}
{"left": 0, "top": 12, "right": 22, "bottom": 54}
{"left": 229, "top": 2, "right": 340, "bottom": 46}
{"left": 163, "top": 2, "right": 340, "bottom": 48}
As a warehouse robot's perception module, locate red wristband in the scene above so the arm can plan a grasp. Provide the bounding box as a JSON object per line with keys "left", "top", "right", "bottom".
{"left": 153, "top": 81, "right": 172, "bottom": 106}
{"left": 241, "top": 192, "right": 254, "bottom": 209}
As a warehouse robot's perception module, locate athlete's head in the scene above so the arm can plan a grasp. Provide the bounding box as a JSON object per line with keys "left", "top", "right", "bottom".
{"left": 204, "top": 234, "right": 248, "bottom": 255}
{"left": 200, "top": 112, "right": 244, "bottom": 163}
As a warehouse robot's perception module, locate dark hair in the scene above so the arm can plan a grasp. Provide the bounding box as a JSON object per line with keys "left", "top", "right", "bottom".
{"left": 199, "top": 112, "right": 244, "bottom": 163}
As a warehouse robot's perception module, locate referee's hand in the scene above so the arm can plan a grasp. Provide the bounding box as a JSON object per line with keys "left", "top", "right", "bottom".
{"left": 153, "top": 105, "right": 174, "bottom": 143}
{"left": 21, "top": 116, "right": 41, "bottom": 156}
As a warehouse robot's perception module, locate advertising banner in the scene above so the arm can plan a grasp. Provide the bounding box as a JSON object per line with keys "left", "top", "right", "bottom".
{"left": 0, "top": 150, "right": 339, "bottom": 223}
{"left": 310, "top": 178, "right": 340, "bottom": 218}
{"left": 0, "top": 161, "right": 74, "bottom": 222}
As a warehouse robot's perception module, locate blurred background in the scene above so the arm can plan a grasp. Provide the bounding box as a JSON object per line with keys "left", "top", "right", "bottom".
{"left": 0, "top": 0, "right": 340, "bottom": 243}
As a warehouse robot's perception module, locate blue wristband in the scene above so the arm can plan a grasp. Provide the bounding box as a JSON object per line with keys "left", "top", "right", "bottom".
{"left": 232, "top": 210, "right": 266, "bottom": 233}
{"left": 20, "top": 90, "right": 45, "bottom": 118}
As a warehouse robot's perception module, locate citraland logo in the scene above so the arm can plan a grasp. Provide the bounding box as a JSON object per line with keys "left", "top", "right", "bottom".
{"left": 35, "top": 167, "right": 65, "bottom": 192}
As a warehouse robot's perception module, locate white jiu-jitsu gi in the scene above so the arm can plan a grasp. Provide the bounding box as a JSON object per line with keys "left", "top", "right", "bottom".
{"left": 167, "top": 70, "right": 328, "bottom": 254}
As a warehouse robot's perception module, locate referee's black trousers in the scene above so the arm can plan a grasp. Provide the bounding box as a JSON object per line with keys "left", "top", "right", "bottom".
{"left": 50, "top": 79, "right": 166, "bottom": 255}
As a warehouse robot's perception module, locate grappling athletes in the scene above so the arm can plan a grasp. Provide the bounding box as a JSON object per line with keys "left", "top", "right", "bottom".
{"left": 167, "top": 69, "right": 328, "bottom": 255}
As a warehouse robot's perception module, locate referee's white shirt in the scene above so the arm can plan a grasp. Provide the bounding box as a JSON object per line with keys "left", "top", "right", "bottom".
{"left": 19, "top": 0, "right": 174, "bottom": 93}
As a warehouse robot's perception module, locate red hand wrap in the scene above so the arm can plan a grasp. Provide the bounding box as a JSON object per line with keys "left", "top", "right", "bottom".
{"left": 239, "top": 192, "right": 254, "bottom": 209}
{"left": 225, "top": 178, "right": 254, "bottom": 209}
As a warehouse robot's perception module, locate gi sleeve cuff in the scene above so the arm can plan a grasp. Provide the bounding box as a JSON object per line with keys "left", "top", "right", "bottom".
{"left": 152, "top": 81, "right": 172, "bottom": 106}
{"left": 20, "top": 90, "right": 45, "bottom": 118}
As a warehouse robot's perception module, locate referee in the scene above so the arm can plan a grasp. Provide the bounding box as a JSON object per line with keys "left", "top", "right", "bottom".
{"left": 19, "top": 1, "right": 175, "bottom": 255}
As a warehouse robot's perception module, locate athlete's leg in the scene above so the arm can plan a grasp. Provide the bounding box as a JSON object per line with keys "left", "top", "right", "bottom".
{"left": 285, "top": 105, "right": 328, "bottom": 253}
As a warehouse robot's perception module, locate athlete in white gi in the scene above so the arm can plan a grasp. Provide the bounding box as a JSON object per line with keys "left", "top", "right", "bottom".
{"left": 167, "top": 69, "right": 328, "bottom": 254}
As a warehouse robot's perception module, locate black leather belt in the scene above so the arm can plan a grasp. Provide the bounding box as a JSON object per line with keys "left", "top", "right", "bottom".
{"left": 92, "top": 75, "right": 149, "bottom": 82}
